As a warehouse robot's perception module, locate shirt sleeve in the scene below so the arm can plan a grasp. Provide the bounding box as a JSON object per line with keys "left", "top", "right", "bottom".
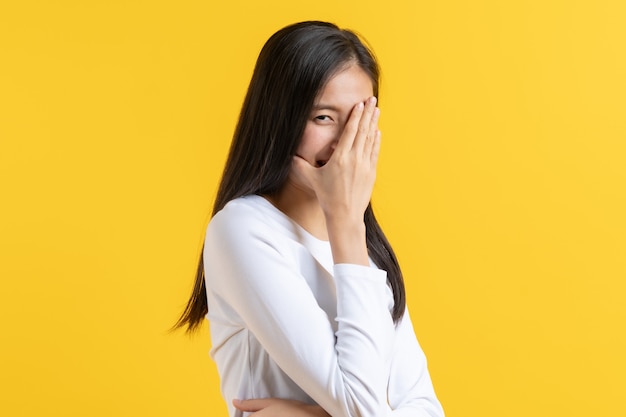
{"left": 387, "top": 308, "right": 445, "bottom": 417}
{"left": 205, "top": 205, "right": 395, "bottom": 417}
{"left": 205, "top": 202, "right": 444, "bottom": 417}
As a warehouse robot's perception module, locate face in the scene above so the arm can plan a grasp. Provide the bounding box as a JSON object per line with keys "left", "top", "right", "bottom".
{"left": 296, "top": 64, "right": 375, "bottom": 169}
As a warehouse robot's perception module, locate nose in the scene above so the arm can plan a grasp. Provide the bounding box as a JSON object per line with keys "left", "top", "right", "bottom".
{"left": 330, "top": 127, "right": 341, "bottom": 150}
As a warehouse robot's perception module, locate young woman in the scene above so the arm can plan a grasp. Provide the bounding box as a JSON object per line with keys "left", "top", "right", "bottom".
{"left": 175, "top": 21, "right": 444, "bottom": 417}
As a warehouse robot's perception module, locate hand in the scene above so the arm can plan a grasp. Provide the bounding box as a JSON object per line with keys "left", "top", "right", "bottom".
{"left": 233, "top": 398, "right": 331, "bottom": 417}
{"left": 292, "top": 96, "right": 381, "bottom": 224}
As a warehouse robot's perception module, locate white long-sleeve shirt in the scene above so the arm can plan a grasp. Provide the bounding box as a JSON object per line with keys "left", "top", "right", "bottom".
{"left": 204, "top": 195, "right": 444, "bottom": 417}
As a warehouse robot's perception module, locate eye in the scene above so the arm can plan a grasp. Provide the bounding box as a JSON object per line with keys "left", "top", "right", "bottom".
{"left": 314, "top": 115, "right": 333, "bottom": 122}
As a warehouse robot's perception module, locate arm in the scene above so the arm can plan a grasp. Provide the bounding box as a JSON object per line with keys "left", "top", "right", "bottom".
{"left": 209, "top": 216, "right": 444, "bottom": 417}
{"left": 223, "top": 296, "right": 445, "bottom": 417}
{"left": 387, "top": 309, "right": 445, "bottom": 417}
{"left": 206, "top": 214, "right": 394, "bottom": 417}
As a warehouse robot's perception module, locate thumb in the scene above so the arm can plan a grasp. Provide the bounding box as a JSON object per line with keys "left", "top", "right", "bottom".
{"left": 290, "top": 155, "right": 317, "bottom": 187}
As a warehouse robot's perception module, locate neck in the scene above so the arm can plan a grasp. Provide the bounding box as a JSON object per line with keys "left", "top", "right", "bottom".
{"left": 265, "top": 183, "right": 328, "bottom": 241}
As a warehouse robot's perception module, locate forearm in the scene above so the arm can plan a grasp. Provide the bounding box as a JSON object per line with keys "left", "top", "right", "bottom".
{"left": 326, "top": 217, "right": 369, "bottom": 266}
{"left": 206, "top": 212, "right": 395, "bottom": 417}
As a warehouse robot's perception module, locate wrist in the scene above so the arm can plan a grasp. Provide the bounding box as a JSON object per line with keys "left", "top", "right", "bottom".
{"left": 326, "top": 219, "right": 369, "bottom": 266}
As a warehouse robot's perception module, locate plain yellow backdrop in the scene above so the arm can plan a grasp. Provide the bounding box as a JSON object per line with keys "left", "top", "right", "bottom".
{"left": 1, "top": 1, "right": 625, "bottom": 416}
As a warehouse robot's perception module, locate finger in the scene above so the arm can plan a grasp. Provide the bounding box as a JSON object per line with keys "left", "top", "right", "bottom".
{"left": 334, "top": 101, "right": 364, "bottom": 154}
{"left": 290, "top": 155, "right": 318, "bottom": 192}
{"left": 291, "top": 155, "right": 316, "bottom": 179}
{"left": 353, "top": 96, "right": 378, "bottom": 154}
{"left": 370, "top": 129, "right": 381, "bottom": 166}
{"left": 233, "top": 398, "right": 274, "bottom": 412}
{"left": 365, "top": 107, "right": 380, "bottom": 157}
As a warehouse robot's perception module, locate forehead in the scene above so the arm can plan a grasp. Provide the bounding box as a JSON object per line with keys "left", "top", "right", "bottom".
{"left": 314, "top": 64, "right": 374, "bottom": 111}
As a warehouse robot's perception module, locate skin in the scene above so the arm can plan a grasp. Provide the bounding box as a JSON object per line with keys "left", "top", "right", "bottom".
{"left": 269, "top": 62, "right": 380, "bottom": 265}
{"left": 246, "top": 63, "right": 381, "bottom": 417}
{"left": 233, "top": 398, "right": 332, "bottom": 417}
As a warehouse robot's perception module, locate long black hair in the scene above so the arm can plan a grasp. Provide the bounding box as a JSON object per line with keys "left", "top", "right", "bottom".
{"left": 174, "top": 21, "right": 405, "bottom": 333}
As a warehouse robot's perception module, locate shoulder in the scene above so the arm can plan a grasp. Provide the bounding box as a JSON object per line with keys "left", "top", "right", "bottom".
{"left": 206, "top": 195, "right": 296, "bottom": 249}
{"left": 203, "top": 196, "right": 304, "bottom": 285}
{"left": 210, "top": 195, "right": 264, "bottom": 226}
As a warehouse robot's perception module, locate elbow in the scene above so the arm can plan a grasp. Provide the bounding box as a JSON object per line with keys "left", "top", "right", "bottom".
{"left": 335, "top": 382, "right": 390, "bottom": 417}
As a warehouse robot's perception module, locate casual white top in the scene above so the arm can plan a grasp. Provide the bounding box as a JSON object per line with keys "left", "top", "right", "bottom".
{"left": 204, "top": 195, "right": 444, "bottom": 417}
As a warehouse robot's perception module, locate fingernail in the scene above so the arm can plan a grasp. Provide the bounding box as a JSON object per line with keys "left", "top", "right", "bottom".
{"left": 369, "top": 97, "right": 377, "bottom": 105}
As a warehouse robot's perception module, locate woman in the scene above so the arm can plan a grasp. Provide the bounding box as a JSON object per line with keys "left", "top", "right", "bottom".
{"left": 175, "top": 21, "right": 444, "bottom": 417}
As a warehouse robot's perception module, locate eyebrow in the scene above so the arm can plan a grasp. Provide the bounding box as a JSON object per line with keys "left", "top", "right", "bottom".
{"left": 312, "top": 104, "right": 341, "bottom": 112}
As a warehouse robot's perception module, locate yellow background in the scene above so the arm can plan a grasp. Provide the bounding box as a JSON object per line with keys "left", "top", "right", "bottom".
{"left": 1, "top": 1, "right": 624, "bottom": 416}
